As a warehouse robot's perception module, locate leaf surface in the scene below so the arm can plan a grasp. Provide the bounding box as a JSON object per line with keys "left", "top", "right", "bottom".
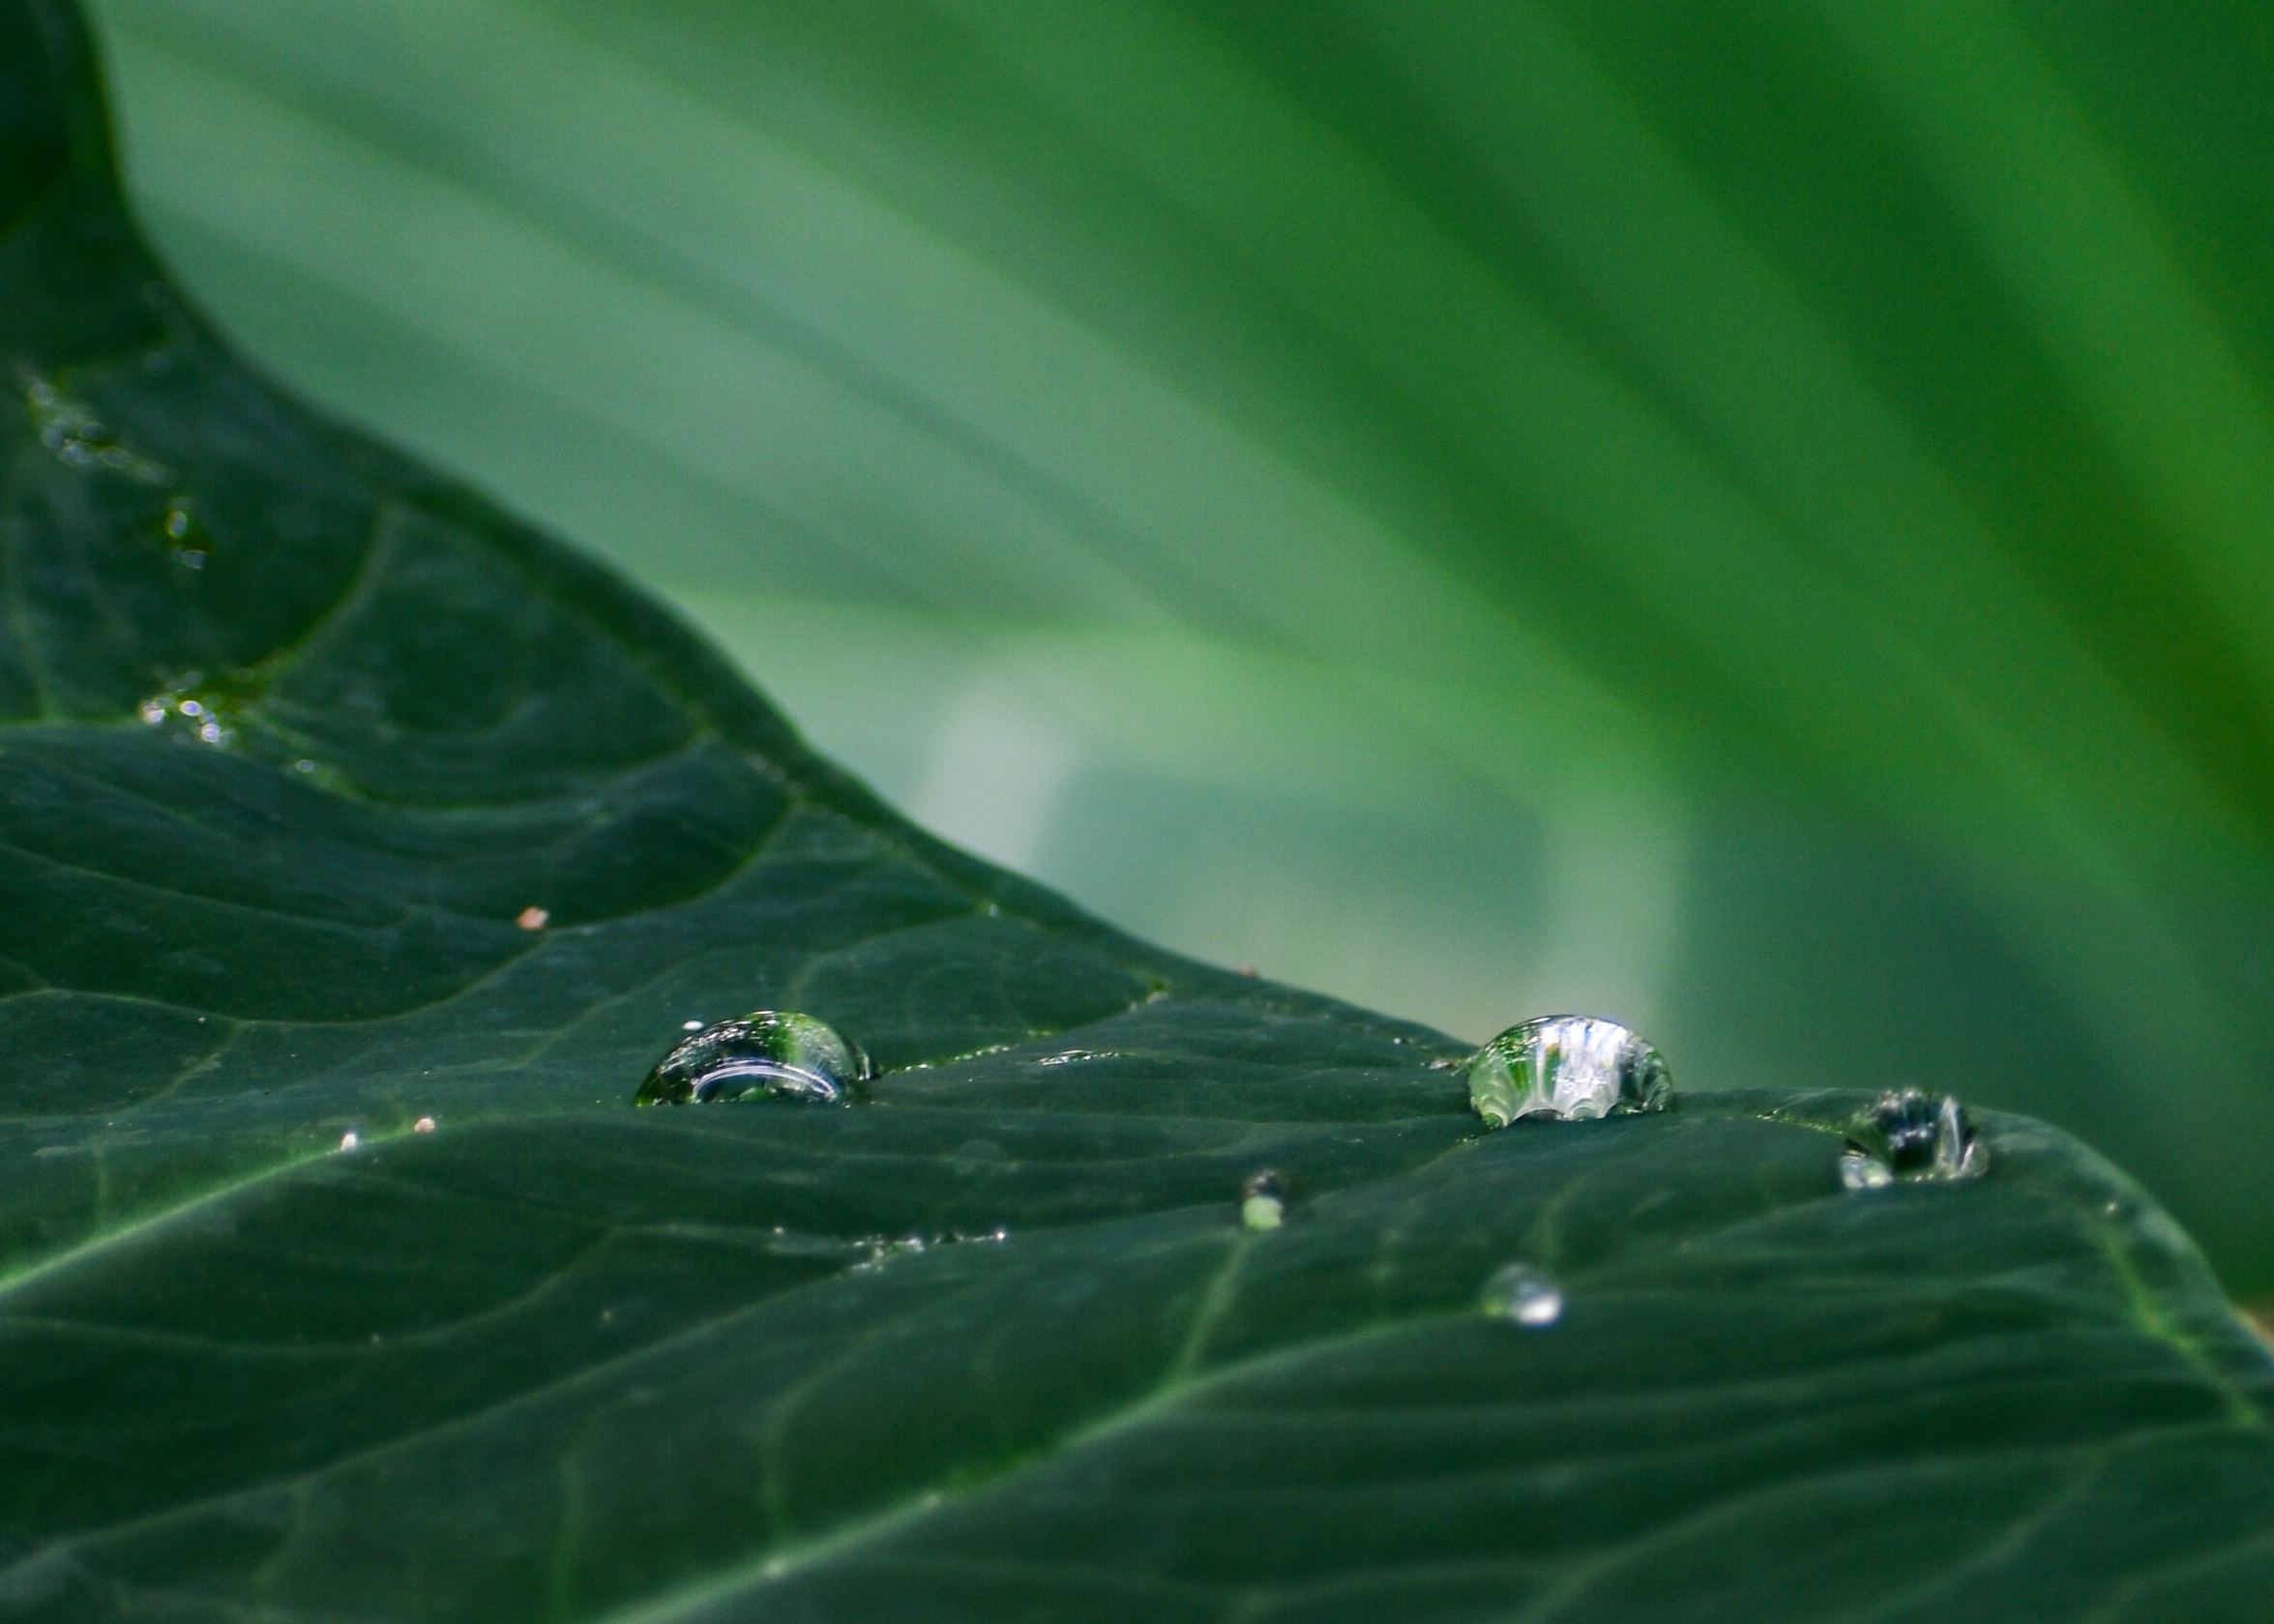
{"left": 2, "top": 7, "right": 2270, "bottom": 1619}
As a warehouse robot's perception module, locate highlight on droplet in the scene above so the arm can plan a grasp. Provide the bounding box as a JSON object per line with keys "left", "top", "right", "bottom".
{"left": 1480, "top": 1262, "right": 1563, "bottom": 1327}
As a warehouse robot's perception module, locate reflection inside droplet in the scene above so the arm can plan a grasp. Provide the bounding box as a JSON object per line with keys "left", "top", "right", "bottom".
{"left": 1239, "top": 1168, "right": 1288, "bottom": 1230}
{"left": 1480, "top": 1262, "right": 1563, "bottom": 1327}
{"left": 1839, "top": 1089, "right": 1988, "bottom": 1188}
{"left": 636, "top": 1011, "right": 871, "bottom": 1106}
{"left": 1463, "top": 1016, "right": 1671, "bottom": 1127}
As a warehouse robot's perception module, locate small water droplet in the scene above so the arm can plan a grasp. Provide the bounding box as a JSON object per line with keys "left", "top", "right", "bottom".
{"left": 412, "top": 1116, "right": 436, "bottom": 1134}
{"left": 173, "top": 548, "right": 206, "bottom": 570}
{"left": 294, "top": 758, "right": 316, "bottom": 773}
{"left": 681, "top": 1019, "right": 704, "bottom": 1031}
{"left": 1838, "top": 1089, "right": 1988, "bottom": 1188}
{"left": 338, "top": 1132, "right": 360, "bottom": 1152}
{"left": 162, "top": 503, "right": 192, "bottom": 540}
{"left": 516, "top": 906, "right": 549, "bottom": 930}
{"left": 23, "top": 374, "right": 171, "bottom": 482}
{"left": 1480, "top": 1262, "right": 1563, "bottom": 1327}
{"left": 1239, "top": 1168, "right": 1288, "bottom": 1230}
{"left": 134, "top": 663, "right": 284, "bottom": 750}
{"left": 1463, "top": 1016, "right": 1671, "bottom": 1126}
{"left": 635, "top": 1011, "right": 871, "bottom": 1106}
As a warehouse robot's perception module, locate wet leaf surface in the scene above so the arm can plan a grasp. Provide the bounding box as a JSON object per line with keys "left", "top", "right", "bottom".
{"left": 2, "top": 7, "right": 2270, "bottom": 1619}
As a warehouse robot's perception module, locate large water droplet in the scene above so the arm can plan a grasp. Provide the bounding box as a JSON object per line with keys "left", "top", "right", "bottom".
{"left": 1839, "top": 1089, "right": 1987, "bottom": 1187}
{"left": 1463, "top": 1016, "right": 1671, "bottom": 1127}
{"left": 1239, "top": 1169, "right": 1288, "bottom": 1230}
{"left": 635, "top": 1012, "right": 870, "bottom": 1106}
{"left": 1480, "top": 1263, "right": 1563, "bottom": 1327}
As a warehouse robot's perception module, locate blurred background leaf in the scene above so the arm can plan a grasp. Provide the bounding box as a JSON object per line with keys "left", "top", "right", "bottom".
{"left": 76, "top": 0, "right": 2274, "bottom": 1292}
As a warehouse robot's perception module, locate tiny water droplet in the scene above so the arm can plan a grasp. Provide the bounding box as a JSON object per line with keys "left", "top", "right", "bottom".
{"left": 23, "top": 374, "right": 170, "bottom": 482}
{"left": 682, "top": 1019, "right": 704, "bottom": 1031}
{"left": 162, "top": 503, "right": 192, "bottom": 539}
{"left": 1480, "top": 1263, "right": 1563, "bottom": 1327}
{"left": 412, "top": 1116, "right": 436, "bottom": 1134}
{"left": 1838, "top": 1089, "right": 1988, "bottom": 1188}
{"left": 134, "top": 666, "right": 271, "bottom": 749}
{"left": 294, "top": 759, "right": 316, "bottom": 773}
{"left": 636, "top": 1011, "right": 871, "bottom": 1106}
{"left": 1463, "top": 1016, "right": 1671, "bottom": 1127}
{"left": 1239, "top": 1168, "right": 1288, "bottom": 1230}
{"left": 338, "top": 1132, "right": 360, "bottom": 1152}
{"left": 516, "top": 906, "right": 549, "bottom": 930}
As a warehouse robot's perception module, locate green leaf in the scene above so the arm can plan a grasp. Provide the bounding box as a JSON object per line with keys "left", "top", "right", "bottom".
{"left": 4, "top": 6, "right": 2272, "bottom": 1620}
{"left": 71, "top": 0, "right": 2274, "bottom": 1293}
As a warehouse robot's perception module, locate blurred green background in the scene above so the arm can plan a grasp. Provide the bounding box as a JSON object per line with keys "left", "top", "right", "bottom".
{"left": 75, "top": 0, "right": 2274, "bottom": 1293}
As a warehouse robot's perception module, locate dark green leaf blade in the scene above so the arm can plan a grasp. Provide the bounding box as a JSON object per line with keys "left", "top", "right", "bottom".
{"left": 2, "top": 6, "right": 2270, "bottom": 1620}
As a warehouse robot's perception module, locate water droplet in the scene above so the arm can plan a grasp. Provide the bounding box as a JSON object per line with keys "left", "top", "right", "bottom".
{"left": 293, "top": 759, "right": 316, "bottom": 773}
{"left": 133, "top": 661, "right": 287, "bottom": 750}
{"left": 681, "top": 1019, "right": 704, "bottom": 1031}
{"left": 1239, "top": 1168, "right": 1288, "bottom": 1230}
{"left": 516, "top": 906, "right": 549, "bottom": 930}
{"left": 162, "top": 503, "right": 192, "bottom": 540}
{"left": 635, "top": 1011, "right": 871, "bottom": 1106}
{"left": 1462, "top": 1016, "right": 1671, "bottom": 1127}
{"left": 1480, "top": 1262, "right": 1563, "bottom": 1327}
{"left": 412, "top": 1116, "right": 436, "bottom": 1134}
{"left": 338, "top": 1132, "right": 360, "bottom": 1153}
{"left": 1838, "top": 1089, "right": 1988, "bottom": 1188}
{"left": 23, "top": 374, "right": 171, "bottom": 483}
